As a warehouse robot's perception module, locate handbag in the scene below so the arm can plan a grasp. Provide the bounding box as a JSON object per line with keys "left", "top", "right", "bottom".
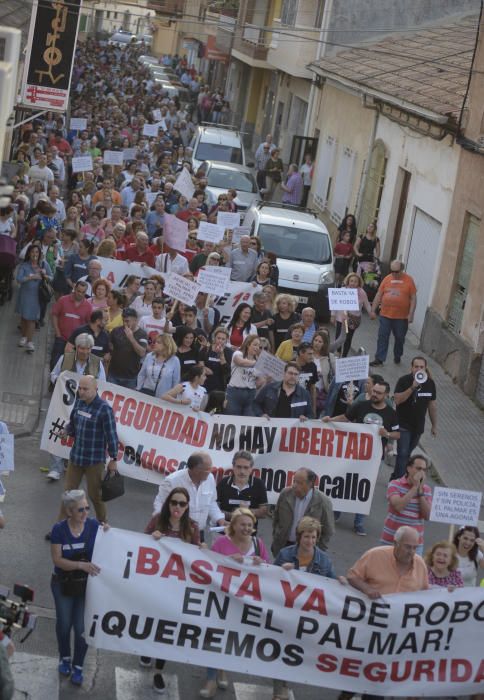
{"left": 38, "top": 276, "right": 54, "bottom": 304}
{"left": 101, "top": 470, "right": 125, "bottom": 502}
{"left": 140, "top": 361, "right": 165, "bottom": 397}
{"left": 59, "top": 570, "right": 88, "bottom": 597}
{"left": 347, "top": 312, "right": 361, "bottom": 331}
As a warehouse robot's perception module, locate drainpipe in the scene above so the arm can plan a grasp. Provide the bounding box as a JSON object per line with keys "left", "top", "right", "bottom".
{"left": 355, "top": 96, "right": 379, "bottom": 221}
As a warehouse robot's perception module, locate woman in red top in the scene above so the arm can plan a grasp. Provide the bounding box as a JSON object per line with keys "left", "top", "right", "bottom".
{"left": 226, "top": 303, "right": 257, "bottom": 349}
{"left": 143, "top": 487, "right": 200, "bottom": 693}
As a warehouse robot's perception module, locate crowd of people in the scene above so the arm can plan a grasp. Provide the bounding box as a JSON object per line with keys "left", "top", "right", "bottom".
{"left": 1, "top": 36, "right": 483, "bottom": 700}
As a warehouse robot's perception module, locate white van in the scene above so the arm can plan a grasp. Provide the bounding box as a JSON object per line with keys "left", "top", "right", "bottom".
{"left": 243, "top": 202, "right": 334, "bottom": 319}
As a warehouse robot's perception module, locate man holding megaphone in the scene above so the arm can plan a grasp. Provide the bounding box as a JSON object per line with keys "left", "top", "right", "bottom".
{"left": 391, "top": 356, "right": 437, "bottom": 480}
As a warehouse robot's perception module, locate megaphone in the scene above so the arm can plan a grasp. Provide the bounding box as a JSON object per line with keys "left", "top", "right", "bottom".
{"left": 415, "top": 370, "right": 428, "bottom": 384}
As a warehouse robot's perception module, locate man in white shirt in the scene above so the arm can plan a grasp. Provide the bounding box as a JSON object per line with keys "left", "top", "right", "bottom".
{"left": 48, "top": 146, "right": 65, "bottom": 182}
{"left": 155, "top": 246, "right": 189, "bottom": 276}
{"left": 153, "top": 452, "right": 226, "bottom": 537}
{"left": 28, "top": 153, "right": 54, "bottom": 188}
{"left": 48, "top": 185, "right": 66, "bottom": 223}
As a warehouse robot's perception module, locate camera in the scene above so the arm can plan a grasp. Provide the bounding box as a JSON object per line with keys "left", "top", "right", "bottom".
{"left": 0, "top": 583, "right": 37, "bottom": 641}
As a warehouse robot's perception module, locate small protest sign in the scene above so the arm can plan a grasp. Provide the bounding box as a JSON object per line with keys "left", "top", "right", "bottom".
{"left": 430, "top": 487, "right": 482, "bottom": 526}
{"left": 328, "top": 287, "right": 359, "bottom": 311}
{"left": 164, "top": 273, "right": 199, "bottom": 306}
{"left": 335, "top": 355, "right": 370, "bottom": 383}
{"left": 255, "top": 350, "right": 286, "bottom": 381}
{"left": 197, "top": 221, "right": 225, "bottom": 244}
{"left": 72, "top": 156, "right": 93, "bottom": 173}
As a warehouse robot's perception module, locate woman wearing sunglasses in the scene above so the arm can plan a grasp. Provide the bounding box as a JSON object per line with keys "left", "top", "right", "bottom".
{"left": 50, "top": 490, "right": 107, "bottom": 687}
{"left": 143, "top": 487, "right": 200, "bottom": 693}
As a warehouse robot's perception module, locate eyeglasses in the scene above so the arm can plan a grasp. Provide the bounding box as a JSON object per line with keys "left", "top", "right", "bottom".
{"left": 169, "top": 499, "right": 188, "bottom": 507}
{"left": 77, "top": 506, "right": 90, "bottom": 513}
{"left": 188, "top": 236, "right": 197, "bottom": 240}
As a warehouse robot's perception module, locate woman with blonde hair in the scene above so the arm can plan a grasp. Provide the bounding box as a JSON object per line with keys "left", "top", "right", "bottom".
{"left": 200, "top": 508, "right": 270, "bottom": 697}
{"left": 424, "top": 541, "right": 464, "bottom": 589}
{"left": 312, "top": 329, "right": 336, "bottom": 416}
{"left": 331, "top": 272, "right": 373, "bottom": 357}
{"left": 272, "top": 293, "right": 300, "bottom": 350}
{"left": 225, "top": 334, "right": 262, "bottom": 416}
{"left": 96, "top": 238, "right": 117, "bottom": 259}
{"left": 137, "top": 333, "right": 180, "bottom": 398}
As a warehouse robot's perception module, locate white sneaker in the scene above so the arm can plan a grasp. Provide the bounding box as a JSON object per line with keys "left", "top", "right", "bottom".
{"left": 47, "top": 470, "right": 61, "bottom": 481}
{"left": 18, "top": 337, "right": 27, "bottom": 347}
{"left": 26, "top": 342, "right": 35, "bottom": 353}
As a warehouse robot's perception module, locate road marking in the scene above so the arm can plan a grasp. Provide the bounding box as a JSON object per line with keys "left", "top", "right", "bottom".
{"left": 11, "top": 652, "right": 59, "bottom": 700}
{"left": 115, "top": 667, "right": 180, "bottom": 698}
{"left": 234, "top": 682, "right": 296, "bottom": 699}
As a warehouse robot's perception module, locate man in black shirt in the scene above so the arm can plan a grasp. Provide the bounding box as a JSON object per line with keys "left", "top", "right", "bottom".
{"left": 295, "top": 342, "right": 318, "bottom": 416}
{"left": 254, "top": 362, "right": 313, "bottom": 419}
{"left": 66, "top": 310, "right": 110, "bottom": 361}
{"left": 107, "top": 308, "right": 148, "bottom": 389}
{"left": 324, "top": 380, "right": 400, "bottom": 535}
{"left": 391, "top": 356, "right": 437, "bottom": 480}
{"left": 217, "top": 450, "right": 268, "bottom": 530}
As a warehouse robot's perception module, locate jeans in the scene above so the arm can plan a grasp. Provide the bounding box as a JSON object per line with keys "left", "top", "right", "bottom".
{"left": 51, "top": 579, "right": 87, "bottom": 667}
{"left": 225, "top": 387, "right": 256, "bottom": 416}
{"left": 50, "top": 337, "right": 66, "bottom": 370}
{"left": 50, "top": 455, "right": 66, "bottom": 476}
{"left": 375, "top": 316, "right": 408, "bottom": 362}
{"left": 107, "top": 374, "right": 138, "bottom": 390}
{"left": 392, "top": 428, "right": 421, "bottom": 479}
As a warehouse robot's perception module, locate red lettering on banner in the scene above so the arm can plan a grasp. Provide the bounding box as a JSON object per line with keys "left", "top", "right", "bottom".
{"left": 275, "top": 426, "right": 372, "bottom": 460}
{"left": 316, "top": 653, "right": 338, "bottom": 672}
{"left": 120, "top": 397, "right": 136, "bottom": 425}
{"left": 111, "top": 393, "right": 124, "bottom": 421}
{"left": 414, "top": 659, "right": 436, "bottom": 681}
{"left": 340, "top": 657, "right": 361, "bottom": 678}
{"left": 450, "top": 659, "right": 472, "bottom": 682}
{"left": 474, "top": 659, "right": 484, "bottom": 683}
{"left": 102, "top": 390, "right": 113, "bottom": 403}
{"left": 216, "top": 565, "right": 241, "bottom": 593}
{"left": 301, "top": 588, "right": 327, "bottom": 615}
{"left": 359, "top": 433, "right": 372, "bottom": 459}
{"left": 136, "top": 546, "right": 160, "bottom": 575}
{"left": 363, "top": 661, "right": 386, "bottom": 682}
{"left": 344, "top": 432, "right": 359, "bottom": 459}
{"left": 160, "top": 553, "right": 186, "bottom": 581}
{"left": 295, "top": 427, "right": 309, "bottom": 453}
{"left": 281, "top": 581, "right": 307, "bottom": 608}
{"left": 144, "top": 405, "right": 163, "bottom": 433}
{"left": 190, "top": 560, "right": 213, "bottom": 585}
{"left": 235, "top": 573, "right": 261, "bottom": 602}
{"left": 106, "top": 271, "right": 115, "bottom": 284}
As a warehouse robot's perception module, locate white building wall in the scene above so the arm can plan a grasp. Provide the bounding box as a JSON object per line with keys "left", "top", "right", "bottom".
{"left": 376, "top": 116, "right": 459, "bottom": 334}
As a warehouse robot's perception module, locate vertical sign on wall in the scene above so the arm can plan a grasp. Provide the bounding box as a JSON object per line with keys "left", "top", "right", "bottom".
{"left": 20, "top": 0, "right": 82, "bottom": 111}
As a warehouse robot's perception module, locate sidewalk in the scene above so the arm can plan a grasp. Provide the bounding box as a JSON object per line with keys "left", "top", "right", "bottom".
{"left": 0, "top": 298, "right": 49, "bottom": 436}
{"left": 353, "top": 314, "right": 484, "bottom": 509}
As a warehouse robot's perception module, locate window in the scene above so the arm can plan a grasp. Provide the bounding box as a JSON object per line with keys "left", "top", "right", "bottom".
{"left": 331, "top": 146, "right": 356, "bottom": 224}
{"left": 281, "top": 0, "right": 298, "bottom": 27}
{"left": 257, "top": 224, "right": 332, "bottom": 264}
{"left": 312, "top": 135, "right": 336, "bottom": 212}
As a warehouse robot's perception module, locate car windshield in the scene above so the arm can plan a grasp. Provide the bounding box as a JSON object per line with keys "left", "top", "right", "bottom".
{"left": 257, "top": 223, "right": 332, "bottom": 264}
{"left": 195, "top": 143, "right": 243, "bottom": 164}
{"left": 207, "top": 168, "right": 256, "bottom": 192}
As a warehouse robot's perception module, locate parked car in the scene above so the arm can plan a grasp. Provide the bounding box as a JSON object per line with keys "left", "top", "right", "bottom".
{"left": 139, "top": 55, "right": 160, "bottom": 66}
{"left": 243, "top": 202, "right": 334, "bottom": 319}
{"left": 108, "top": 30, "right": 135, "bottom": 46}
{"left": 135, "top": 34, "right": 153, "bottom": 46}
{"left": 191, "top": 126, "right": 252, "bottom": 172}
{"left": 199, "top": 161, "right": 260, "bottom": 218}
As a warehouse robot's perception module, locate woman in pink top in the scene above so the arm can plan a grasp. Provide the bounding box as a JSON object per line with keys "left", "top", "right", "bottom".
{"left": 331, "top": 272, "right": 375, "bottom": 357}
{"left": 200, "top": 508, "right": 270, "bottom": 698}
{"left": 90, "top": 278, "right": 111, "bottom": 310}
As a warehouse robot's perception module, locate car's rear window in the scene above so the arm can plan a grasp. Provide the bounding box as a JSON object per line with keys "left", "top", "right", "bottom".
{"left": 195, "top": 143, "right": 243, "bottom": 164}
{"left": 257, "top": 223, "right": 332, "bottom": 264}
{"left": 207, "top": 169, "right": 256, "bottom": 192}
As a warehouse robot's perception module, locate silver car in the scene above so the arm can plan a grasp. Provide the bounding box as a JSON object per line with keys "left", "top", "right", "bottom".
{"left": 200, "top": 161, "right": 260, "bottom": 217}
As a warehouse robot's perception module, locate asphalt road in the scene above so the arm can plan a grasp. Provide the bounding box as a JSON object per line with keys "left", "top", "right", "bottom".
{"left": 0, "top": 418, "right": 461, "bottom": 700}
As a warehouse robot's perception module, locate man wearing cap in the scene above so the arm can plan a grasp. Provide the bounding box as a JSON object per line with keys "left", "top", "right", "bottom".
{"left": 107, "top": 308, "right": 148, "bottom": 389}
{"left": 391, "top": 356, "right": 437, "bottom": 480}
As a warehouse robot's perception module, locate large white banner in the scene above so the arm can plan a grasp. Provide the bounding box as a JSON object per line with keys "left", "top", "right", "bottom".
{"left": 41, "top": 373, "right": 382, "bottom": 512}
{"left": 85, "top": 528, "right": 484, "bottom": 697}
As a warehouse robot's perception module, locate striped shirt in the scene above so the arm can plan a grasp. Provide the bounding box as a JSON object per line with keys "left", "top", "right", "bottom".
{"left": 67, "top": 395, "right": 118, "bottom": 466}
{"left": 380, "top": 476, "right": 432, "bottom": 546}
{"left": 282, "top": 172, "right": 303, "bottom": 205}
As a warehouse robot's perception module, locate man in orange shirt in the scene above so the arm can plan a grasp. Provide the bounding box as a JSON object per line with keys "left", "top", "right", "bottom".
{"left": 343, "top": 525, "right": 428, "bottom": 700}
{"left": 370, "top": 260, "right": 416, "bottom": 366}
{"left": 91, "top": 178, "right": 122, "bottom": 207}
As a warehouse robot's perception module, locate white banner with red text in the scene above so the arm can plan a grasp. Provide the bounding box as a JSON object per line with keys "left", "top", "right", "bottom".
{"left": 41, "top": 372, "right": 382, "bottom": 513}
{"left": 85, "top": 528, "right": 484, "bottom": 697}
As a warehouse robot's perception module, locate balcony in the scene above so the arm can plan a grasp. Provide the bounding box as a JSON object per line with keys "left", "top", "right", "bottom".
{"left": 147, "top": 0, "right": 184, "bottom": 16}
{"left": 231, "top": 25, "right": 269, "bottom": 65}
